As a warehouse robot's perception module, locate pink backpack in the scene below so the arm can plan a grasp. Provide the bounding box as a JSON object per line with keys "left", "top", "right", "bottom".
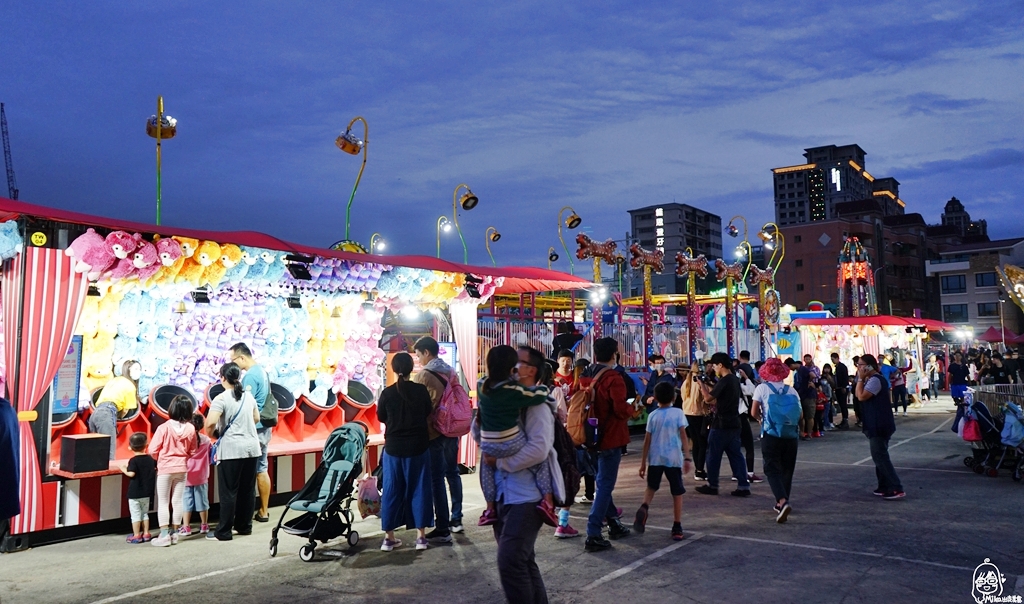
{"left": 426, "top": 369, "right": 473, "bottom": 437}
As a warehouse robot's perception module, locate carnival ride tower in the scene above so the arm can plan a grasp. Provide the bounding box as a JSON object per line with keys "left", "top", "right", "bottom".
{"left": 837, "top": 237, "right": 877, "bottom": 317}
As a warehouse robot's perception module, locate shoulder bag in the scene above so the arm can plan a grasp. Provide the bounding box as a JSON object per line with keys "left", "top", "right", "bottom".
{"left": 210, "top": 398, "right": 245, "bottom": 466}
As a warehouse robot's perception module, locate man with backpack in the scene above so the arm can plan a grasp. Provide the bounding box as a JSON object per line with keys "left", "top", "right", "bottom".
{"left": 573, "top": 337, "right": 633, "bottom": 552}
{"left": 750, "top": 358, "right": 802, "bottom": 523}
{"left": 412, "top": 336, "right": 464, "bottom": 541}
{"left": 794, "top": 354, "right": 820, "bottom": 439}
{"left": 831, "top": 353, "right": 851, "bottom": 430}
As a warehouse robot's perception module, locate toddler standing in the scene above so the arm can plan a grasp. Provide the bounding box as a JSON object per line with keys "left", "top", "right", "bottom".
{"left": 180, "top": 413, "right": 212, "bottom": 536}
{"left": 121, "top": 432, "right": 156, "bottom": 544}
{"left": 148, "top": 395, "right": 197, "bottom": 547}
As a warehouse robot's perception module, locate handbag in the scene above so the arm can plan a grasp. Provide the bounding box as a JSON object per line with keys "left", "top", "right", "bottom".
{"left": 210, "top": 398, "right": 245, "bottom": 466}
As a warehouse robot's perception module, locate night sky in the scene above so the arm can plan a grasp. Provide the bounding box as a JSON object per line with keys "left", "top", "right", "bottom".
{"left": 1, "top": 2, "right": 1022, "bottom": 271}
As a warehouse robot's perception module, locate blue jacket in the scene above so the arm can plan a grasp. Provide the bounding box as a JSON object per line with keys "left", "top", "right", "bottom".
{"left": 642, "top": 371, "right": 677, "bottom": 408}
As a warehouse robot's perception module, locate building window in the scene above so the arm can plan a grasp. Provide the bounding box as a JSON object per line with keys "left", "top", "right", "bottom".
{"left": 795, "top": 259, "right": 803, "bottom": 267}
{"left": 977, "top": 302, "right": 999, "bottom": 317}
{"left": 941, "top": 275, "right": 967, "bottom": 294}
{"left": 794, "top": 236, "right": 802, "bottom": 243}
{"left": 638, "top": 227, "right": 653, "bottom": 234}
{"left": 976, "top": 272, "right": 998, "bottom": 288}
{"left": 943, "top": 304, "right": 969, "bottom": 323}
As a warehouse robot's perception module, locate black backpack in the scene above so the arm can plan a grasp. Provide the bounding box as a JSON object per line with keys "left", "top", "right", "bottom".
{"left": 552, "top": 420, "right": 581, "bottom": 507}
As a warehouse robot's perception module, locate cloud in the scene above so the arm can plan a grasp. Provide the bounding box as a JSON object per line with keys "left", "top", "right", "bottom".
{"left": 897, "top": 148, "right": 1024, "bottom": 180}
{"left": 887, "top": 92, "right": 988, "bottom": 116}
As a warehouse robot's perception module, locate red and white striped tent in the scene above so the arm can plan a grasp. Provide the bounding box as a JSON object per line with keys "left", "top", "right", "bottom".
{"left": 4, "top": 248, "right": 88, "bottom": 535}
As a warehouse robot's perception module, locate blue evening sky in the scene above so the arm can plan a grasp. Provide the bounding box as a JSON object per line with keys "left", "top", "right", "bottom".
{"left": 1, "top": 2, "right": 1022, "bottom": 271}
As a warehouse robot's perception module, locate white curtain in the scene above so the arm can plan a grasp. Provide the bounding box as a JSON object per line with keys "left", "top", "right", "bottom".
{"left": 448, "top": 301, "right": 480, "bottom": 393}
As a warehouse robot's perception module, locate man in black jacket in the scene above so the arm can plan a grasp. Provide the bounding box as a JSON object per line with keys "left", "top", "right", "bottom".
{"left": 831, "top": 352, "right": 850, "bottom": 430}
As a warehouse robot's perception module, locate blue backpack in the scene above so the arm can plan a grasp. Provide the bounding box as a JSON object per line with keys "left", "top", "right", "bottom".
{"left": 763, "top": 383, "right": 801, "bottom": 439}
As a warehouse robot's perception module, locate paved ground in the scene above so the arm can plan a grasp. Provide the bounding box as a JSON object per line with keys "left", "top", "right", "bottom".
{"left": 3, "top": 397, "right": 1023, "bottom": 604}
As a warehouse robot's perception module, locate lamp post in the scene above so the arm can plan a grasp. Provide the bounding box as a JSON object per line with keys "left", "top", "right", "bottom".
{"left": 453, "top": 183, "right": 479, "bottom": 264}
{"left": 336, "top": 116, "right": 368, "bottom": 240}
{"left": 547, "top": 246, "right": 559, "bottom": 270}
{"left": 146, "top": 96, "right": 177, "bottom": 225}
{"left": 715, "top": 258, "right": 744, "bottom": 358}
{"left": 436, "top": 216, "right": 452, "bottom": 259}
{"left": 369, "top": 232, "right": 386, "bottom": 253}
{"left": 577, "top": 234, "right": 620, "bottom": 338}
{"left": 485, "top": 226, "right": 501, "bottom": 267}
{"left": 557, "top": 206, "right": 582, "bottom": 275}
{"left": 999, "top": 293, "right": 1007, "bottom": 352}
{"left": 630, "top": 243, "right": 665, "bottom": 361}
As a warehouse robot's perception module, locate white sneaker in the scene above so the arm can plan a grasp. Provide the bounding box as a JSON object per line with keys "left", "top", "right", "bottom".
{"left": 450, "top": 522, "right": 464, "bottom": 534}
{"left": 903, "top": 412, "right": 908, "bottom": 417}
{"left": 415, "top": 537, "right": 429, "bottom": 550}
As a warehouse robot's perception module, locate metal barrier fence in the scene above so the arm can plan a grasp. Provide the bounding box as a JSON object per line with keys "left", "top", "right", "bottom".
{"left": 476, "top": 318, "right": 761, "bottom": 374}
{"left": 973, "top": 384, "right": 1024, "bottom": 417}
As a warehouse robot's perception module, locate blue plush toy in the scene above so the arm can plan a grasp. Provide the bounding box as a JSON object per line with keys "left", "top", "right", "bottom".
{"left": 0, "top": 221, "right": 24, "bottom": 261}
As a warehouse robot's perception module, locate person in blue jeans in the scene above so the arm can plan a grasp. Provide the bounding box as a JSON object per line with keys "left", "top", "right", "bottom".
{"left": 582, "top": 337, "right": 634, "bottom": 552}
{"left": 412, "top": 336, "right": 464, "bottom": 541}
{"left": 695, "top": 352, "right": 751, "bottom": 497}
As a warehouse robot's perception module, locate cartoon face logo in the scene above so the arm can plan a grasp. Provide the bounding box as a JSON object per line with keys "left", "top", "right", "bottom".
{"left": 972, "top": 558, "right": 1005, "bottom": 604}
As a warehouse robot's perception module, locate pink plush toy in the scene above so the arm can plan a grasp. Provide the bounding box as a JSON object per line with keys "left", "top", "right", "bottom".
{"left": 108, "top": 233, "right": 145, "bottom": 280}
{"left": 150, "top": 237, "right": 184, "bottom": 284}
{"left": 80, "top": 231, "right": 129, "bottom": 279}
{"left": 132, "top": 240, "right": 161, "bottom": 282}
{"left": 65, "top": 228, "right": 105, "bottom": 274}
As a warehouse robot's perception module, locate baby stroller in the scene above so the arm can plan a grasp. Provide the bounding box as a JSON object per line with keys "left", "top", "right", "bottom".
{"left": 270, "top": 422, "right": 367, "bottom": 561}
{"left": 998, "top": 402, "right": 1024, "bottom": 482}
{"left": 957, "top": 392, "right": 1003, "bottom": 476}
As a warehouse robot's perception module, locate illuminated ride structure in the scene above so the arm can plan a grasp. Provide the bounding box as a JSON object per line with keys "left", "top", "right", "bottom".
{"left": 837, "top": 236, "right": 878, "bottom": 317}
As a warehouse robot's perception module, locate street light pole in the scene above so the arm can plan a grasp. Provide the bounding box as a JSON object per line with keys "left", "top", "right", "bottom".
{"left": 999, "top": 293, "right": 1006, "bottom": 352}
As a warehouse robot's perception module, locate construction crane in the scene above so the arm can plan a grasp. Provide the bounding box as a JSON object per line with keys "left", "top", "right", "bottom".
{"left": 1, "top": 103, "right": 18, "bottom": 200}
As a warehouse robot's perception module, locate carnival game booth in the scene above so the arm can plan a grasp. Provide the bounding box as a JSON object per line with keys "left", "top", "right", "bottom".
{"left": 0, "top": 196, "right": 590, "bottom": 551}
{"left": 790, "top": 316, "right": 953, "bottom": 393}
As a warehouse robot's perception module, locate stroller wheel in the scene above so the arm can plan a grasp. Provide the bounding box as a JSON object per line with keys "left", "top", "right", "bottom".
{"left": 299, "top": 543, "right": 316, "bottom": 562}
{"left": 986, "top": 467, "right": 999, "bottom": 478}
{"left": 973, "top": 464, "right": 985, "bottom": 474}
{"left": 347, "top": 531, "right": 359, "bottom": 547}
{"left": 964, "top": 457, "right": 974, "bottom": 467}
{"left": 269, "top": 539, "right": 278, "bottom": 558}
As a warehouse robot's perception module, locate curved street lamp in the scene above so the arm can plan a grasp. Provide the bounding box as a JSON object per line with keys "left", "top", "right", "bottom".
{"left": 453, "top": 183, "right": 479, "bottom": 263}
{"left": 436, "top": 215, "right": 452, "bottom": 259}
{"left": 485, "top": 226, "right": 501, "bottom": 267}
{"left": 547, "top": 246, "right": 559, "bottom": 270}
{"left": 758, "top": 222, "right": 786, "bottom": 270}
{"left": 336, "top": 116, "right": 368, "bottom": 240}
{"left": 369, "top": 232, "right": 386, "bottom": 253}
{"left": 146, "top": 96, "right": 177, "bottom": 226}
{"left": 726, "top": 216, "right": 752, "bottom": 281}
{"left": 557, "top": 205, "right": 582, "bottom": 275}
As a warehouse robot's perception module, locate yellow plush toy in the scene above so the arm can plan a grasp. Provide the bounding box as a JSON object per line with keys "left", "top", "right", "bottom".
{"left": 178, "top": 240, "right": 220, "bottom": 287}
{"left": 203, "top": 243, "right": 240, "bottom": 288}
{"left": 170, "top": 236, "right": 200, "bottom": 285}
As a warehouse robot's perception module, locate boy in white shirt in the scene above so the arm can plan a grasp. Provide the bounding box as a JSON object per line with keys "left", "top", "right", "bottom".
{"left": 634, "top": 382, "right": 691, "bottom": 541}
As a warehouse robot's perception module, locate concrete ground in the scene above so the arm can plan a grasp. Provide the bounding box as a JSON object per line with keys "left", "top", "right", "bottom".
{"left": 3, "top": 398, "right": 1023, "bottom": 604}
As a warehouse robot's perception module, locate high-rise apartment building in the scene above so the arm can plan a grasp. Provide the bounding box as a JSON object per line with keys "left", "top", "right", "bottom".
{"left": 772, "top": 144, "right": 905, "bottom": 226}
{"left": 940, "top": 196, "right": 989, "bottom": 241}
{"left": 627, "top": 203, "right": 722, "bottom": 297}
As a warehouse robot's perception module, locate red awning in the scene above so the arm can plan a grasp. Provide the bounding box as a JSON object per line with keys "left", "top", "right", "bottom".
{"left": 791, "top": 315, "right": 954, "bottom": 331}
{"left": 0, "top": 197, "right": 592, "bottom": 295}
{"left": 977, "top": 326, "right": 1018, "bottom": 343}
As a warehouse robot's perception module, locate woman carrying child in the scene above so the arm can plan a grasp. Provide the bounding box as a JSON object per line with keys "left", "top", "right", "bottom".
{"left": 148, "top": 395, "right": 198, "bottom": 547}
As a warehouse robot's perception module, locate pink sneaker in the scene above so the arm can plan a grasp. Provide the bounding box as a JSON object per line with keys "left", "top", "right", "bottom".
{"left": 478, "top": 509, "right": 498, "bottom": 526}
{"left": 536, "top": 500, "right": 559, "bottom": 527}
{"left": 126, "top": 534, "right": 144, "bottom": 544}
{"left": 554, "top": 524, "right": 580, "bottom": 539}
{"left": 200, "top": 524, "right": 209, "bottom": 534}
{"left": 142, "top": 533, "right": 152, "bottom": 542}
{"left": 178, "top": 525, "right": 192, "bottom": 537}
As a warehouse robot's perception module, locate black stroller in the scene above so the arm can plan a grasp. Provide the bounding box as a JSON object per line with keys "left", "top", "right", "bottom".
{"left": 957, "top": 392, "right": 1006, "bottom": 476}
{"left": 270, "top": 422, "right": 367, "bottom": 561}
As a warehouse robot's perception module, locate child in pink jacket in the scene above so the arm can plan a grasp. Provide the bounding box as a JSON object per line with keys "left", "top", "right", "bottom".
{"left": 148, "top": 396, "right": 197, "bottom": 547}
{"left": 180, "top": 413, "right": 212, "bottom": 536}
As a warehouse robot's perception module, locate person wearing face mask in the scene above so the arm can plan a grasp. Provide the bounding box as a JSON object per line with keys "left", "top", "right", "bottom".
{"left": 642, "top": 355, "right": 677, "bottom": 414}
{"left": 90, "top": 360, "right": 142, "bottom": 460}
